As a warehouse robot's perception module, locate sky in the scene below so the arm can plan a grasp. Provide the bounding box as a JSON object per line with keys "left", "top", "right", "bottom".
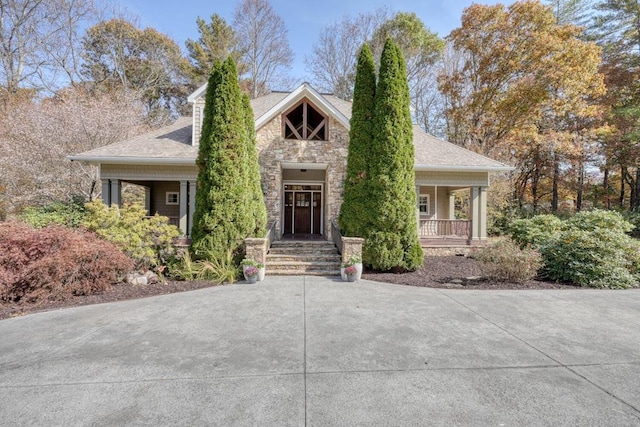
{"left": 120, "top": 0, "right": 511, "bottom": 82}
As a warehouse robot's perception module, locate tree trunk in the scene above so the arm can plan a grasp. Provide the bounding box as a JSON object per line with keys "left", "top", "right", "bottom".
{"left": 603, "top": 167, "right": 610, "bottom": 209}
{"left": 620, "top": 166, "right": 627, "bottom": 208}
{"left": 576, "top": 160, "right": 584, "bottom": 212}
{"left": 631, "top": 166, "right": 640, "bottom": 212}
{"left": 552, "top": 156, "right": 559, "bottom": 212}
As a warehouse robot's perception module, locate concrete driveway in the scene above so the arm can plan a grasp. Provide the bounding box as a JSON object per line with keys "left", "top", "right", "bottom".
{"left": 1, "top": 276, "right": 639, "bottom": 426}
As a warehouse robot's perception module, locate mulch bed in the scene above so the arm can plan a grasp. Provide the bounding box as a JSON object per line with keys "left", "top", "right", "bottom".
{"left": 0, "top": 255, "right": 578, "bottom": 320}
{"left": 363, "top": 254, "right": 579, "bottom": 290}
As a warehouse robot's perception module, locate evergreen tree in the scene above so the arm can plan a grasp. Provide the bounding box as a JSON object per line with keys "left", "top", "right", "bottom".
{"left": 363, "top": 38, "right": 423, "bottom": 271}
{"left": 242, "top": 92, "right": 267, "bottom": 235}
{"left": 339, "top": 44, "right": 376, "bottom": 237}
{"left": 190, "top": 57, "right": 254, "bottom": 259}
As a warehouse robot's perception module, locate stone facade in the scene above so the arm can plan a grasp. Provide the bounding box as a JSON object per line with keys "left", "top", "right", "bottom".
{"left": 255, "top": 112, "right": 349, "bottom": 239}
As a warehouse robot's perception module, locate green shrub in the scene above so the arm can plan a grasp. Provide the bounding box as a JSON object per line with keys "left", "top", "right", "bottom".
{"left": 540, "top": 227, "right": 638, "bottom": 289}
{"left": 566, "top": 209, "right": 634, "bottom": 234}
{"left": 621, "top": 210, "right": 640, "bottom": 237}
{"left": 476, "top": 239, "right": 542, "bottom": 283}
{"left": 18, "top": 200, "right": 86, "bottom": 228}
{"left": 362, "top": 231, "right": 404, "bottom": 271}
{"left": 0, "top": 222, "right": 132, "bottom": 303}
{"left": 82, "top": 200, "right": 180, "bottom": 271}
{"left": 508, "top": 214, "right": 563, "bottom": 249}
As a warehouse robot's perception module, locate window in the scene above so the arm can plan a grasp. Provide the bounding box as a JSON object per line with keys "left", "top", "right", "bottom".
{"left": 419, "top": 194, "right": 430, "bottom": 216}
{"left": 283, "top": 100, "right": 327, "bottom": 141}
{"left": 166, "top": 192, "right": 179, "bottom": 205}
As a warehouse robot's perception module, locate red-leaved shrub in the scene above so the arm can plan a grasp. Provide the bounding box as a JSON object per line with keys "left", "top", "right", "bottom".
{"left": 0, "top": 222, "right": 133, "bottom": 303}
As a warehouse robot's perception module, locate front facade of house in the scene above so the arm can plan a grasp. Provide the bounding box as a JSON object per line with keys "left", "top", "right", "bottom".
{"left": 71, "top": 83, "right": 512, "bottom": 244}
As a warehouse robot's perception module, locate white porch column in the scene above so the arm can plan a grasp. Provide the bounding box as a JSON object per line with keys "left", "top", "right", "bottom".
{"left": 470, "top": 186, "right": 480, "bottom": 241}
{"left": 188, "top": 181, "right": 197, "bottom": 236}
{"left": 179, "top": 180, "right": 188, "bottom": 236}
{"left": 110, "top": 179, "right": 121, "bottom": 207}
{"left": 415, "top": 185, "right": 421, "bottom": 229}
{"left": 434, "top": 186, "right": 438, "bottom": 219}
{"left": 144, "top": 187, "right": 151, "bottom": 214}
{"left": 448, "top": 191, "right": 456, "bottom": 220}
{"left": 479, "top": 186, "right": 488, "bottom": 240}
{"left": 101, "top": 180, "right": 111, "bottom": 206}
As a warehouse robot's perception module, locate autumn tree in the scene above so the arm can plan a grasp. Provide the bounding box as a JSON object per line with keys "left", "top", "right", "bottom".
{"left": 82, "top": 18, "right": 191, "bottom": 124}
{"left": 591, "top": 0, "right": 640, "bottom": 210}
{"left": 0, "top": 86, "right": 146, "bottom": 214}
{"left": 440, "top": 0, "right": 604, "bottom": 212}
{"left": 185, "top": 14, "right": 244, "bottom": 86}
{"left": 339, "top": 44, "right": 376, "bottom": 237}
{"left": 363, "top": 39, "right": 423, "bottom": 271}
{"left": 233, "top": 0, "right": 293, "bottom": 98}
{"left": 191, "top": 57, "right": 265, "bottom": 259}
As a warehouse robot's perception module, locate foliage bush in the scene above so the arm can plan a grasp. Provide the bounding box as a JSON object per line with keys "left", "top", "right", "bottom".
{"left": 508, "top": 214, "right": 563, "bottom": 249}
{"left": 621, "top": 210, "right": 640, "bottom": 237}
{"left": 540, "top": 227, "right": 638, "bottom": 289}
{"left": 18, "top": 200, "right": 86, "bottom": 228}
{"left": 475, "top": 239, "right": 542, "bottom": 283}
{"left": 82, "top": 200, "right": 180, "bottom": 271}
{"left": 509, "top": 210, "right": 639, "bottom": 289}
{"left": 0, "top": 222, "right": 132, "bottom": 303}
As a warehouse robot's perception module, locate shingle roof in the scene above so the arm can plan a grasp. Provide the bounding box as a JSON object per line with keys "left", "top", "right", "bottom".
{"left": 70, "top": 86, "right": 512, "bottom": 172}
{"left": 413, "top": 125, "right": 512, "bottom": 171}
{"left": 69, "top": 116, "right": 196, "bottom": 164}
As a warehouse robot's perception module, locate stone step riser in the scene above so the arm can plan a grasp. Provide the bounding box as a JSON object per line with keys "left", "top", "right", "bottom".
{"left": 267, "top": 255, "right": 341, "bottom": 262}
{"left": 267, "top": 240, "right": 341, "bottom": 275}
{"left": 269, "top": 248, "right": 338, "bottom": 255}
{"left": 268, "top": 270, "right": 340, "bottom": 276}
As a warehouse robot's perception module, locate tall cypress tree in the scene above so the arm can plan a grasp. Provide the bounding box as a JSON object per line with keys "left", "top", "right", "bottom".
{"left": 363, "top": 38, "right": 423, "bottom": 271}
{"left": 339, "top": 44, "right": 376, "bottom": 237}
{"left": 190, "top": 57, "right": 254, "bottom": 259}
{"left": 242, "top": 92, "right": 267, "bottom": 235}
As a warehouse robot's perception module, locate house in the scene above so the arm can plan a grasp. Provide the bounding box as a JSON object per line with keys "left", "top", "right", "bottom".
{"left": 70, "top": 82, "right": 512, "bottom": 246}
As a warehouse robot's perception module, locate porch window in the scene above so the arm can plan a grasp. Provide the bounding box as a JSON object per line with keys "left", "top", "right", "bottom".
{"left": 419, "top": 194, "right": 430, "bottom": 216}
{"left": 166, "top": 192, "right": 179, "bottom": 205}
{"left": 283, "top": 100, "right": 327, "bottom": 141}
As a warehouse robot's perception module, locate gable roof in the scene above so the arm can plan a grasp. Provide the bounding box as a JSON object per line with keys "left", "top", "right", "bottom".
{"left": 68, "top": 116, "right": 195, "bottom": 165}
{"left": 70, "top": 83, "right": 512, "bottom": 173}
{"left": 413, "top": 125, "right": 512, "bottom": 172}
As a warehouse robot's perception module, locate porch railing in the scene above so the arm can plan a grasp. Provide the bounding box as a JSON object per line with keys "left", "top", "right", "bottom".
{"left": 418, "top": 219, "right": 471, "bottom": 239}
{"left": 331, "top": 220, "right": 343, "bottom": 255}
{"left": 265, "top": 220, "right": 277, "bottom": 249}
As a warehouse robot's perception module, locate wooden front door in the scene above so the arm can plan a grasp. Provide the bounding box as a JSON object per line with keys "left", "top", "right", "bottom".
{"left": 283, "top": 184, "right": 323, "bottom": 236}
{"left": 294, "top": 192, "right": 311, "bottom": 234}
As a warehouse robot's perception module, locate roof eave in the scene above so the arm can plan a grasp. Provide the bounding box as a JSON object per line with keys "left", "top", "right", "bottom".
{"left": 415, "top": 164, "right": 515, "bottom": 173}
{"left": 68, "top": 155, "right": 196, "bottom": 166}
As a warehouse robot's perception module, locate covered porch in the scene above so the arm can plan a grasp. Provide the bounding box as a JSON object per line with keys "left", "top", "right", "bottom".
{"left": 415, "top": 170, "right": 489, "bottom": 246}
{"left": 100, "top": 164, "right": 198, "bottom": 237}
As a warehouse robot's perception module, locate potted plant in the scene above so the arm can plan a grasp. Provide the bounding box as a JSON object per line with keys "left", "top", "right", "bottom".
{"left": 344, "top": 265, "right": 358, "bottom": 282}
{"left": 340, "top": 255, "right": 362, "bottom": 281}
{"left": 243, "top": 265, "right": 259, "bottom": 284}
{"left": 241, "top": 258, "right": 265, "bottom": 281}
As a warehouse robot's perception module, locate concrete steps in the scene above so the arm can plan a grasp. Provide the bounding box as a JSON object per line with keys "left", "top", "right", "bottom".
{"left": 267, "top": 240, "right": 341, "bottom": 276}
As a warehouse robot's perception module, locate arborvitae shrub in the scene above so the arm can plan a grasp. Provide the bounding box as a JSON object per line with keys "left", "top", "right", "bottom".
{"left": 0, "top": 222, "right": 132, "bottom": 303}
